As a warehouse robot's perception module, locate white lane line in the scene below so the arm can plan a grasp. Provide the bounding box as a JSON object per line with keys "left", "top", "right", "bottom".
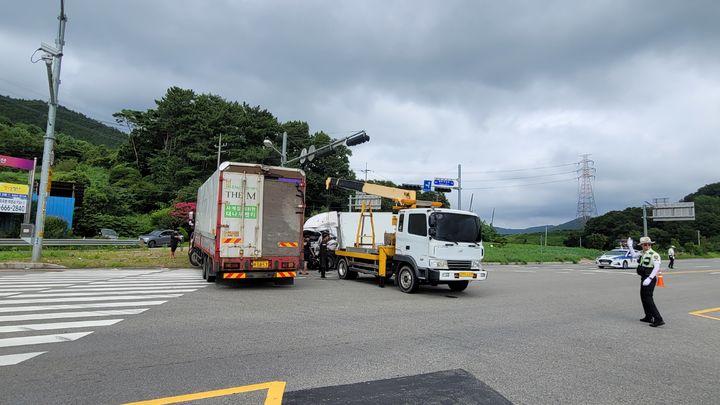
{"left": 0, "top": 352, "right": 46, "bottom": 366}
{"left": 20, "top": 289, "right": 197, "bottom": 298}
{"left": 0, "top": 309, "right": 148, "bottom": 323}
{"left": 75, "top": 284, "right": 207, "bottom": 289}
{"left": 87, "top": 282, "right": 206, "bottom": 286}
{"left": 581, "top": 272, "right": 598, "bottom": 275}
{"left": 0, "top": 293, "right": 20, "bottom": 297}
{"left": 0, "top": 332, "right": 93, "bottom": 348}
{"left": 46, "top": 286, "right": 206, "bottom": 292}
{"left": 513, "top": 270, "right": 537, "bottom": 273}
{"left": 0, "top": 284, "right": 74, "bottom": 287}
{"left": 0, "top": 294, "right": 183, "bottom": 305}
{"left": 0, "top": 301, "right": 167, "bottom": 313}
{"left": 0, "top": 319, "right": 123, "bottom": 333}
{"left": 710, "top": 272, "right": 720, "bottom": 275}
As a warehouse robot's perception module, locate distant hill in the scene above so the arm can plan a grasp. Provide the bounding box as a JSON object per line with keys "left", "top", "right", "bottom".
{"left": 0, "top": 94, "right": 126, "bottom": 148}
{"left": 495, "top": 217, "right": 585, "bottom": 235}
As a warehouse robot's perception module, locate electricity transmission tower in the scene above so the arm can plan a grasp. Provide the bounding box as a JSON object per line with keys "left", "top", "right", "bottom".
{"left": 576, "top": 154, "right": 597, "bottom": 221}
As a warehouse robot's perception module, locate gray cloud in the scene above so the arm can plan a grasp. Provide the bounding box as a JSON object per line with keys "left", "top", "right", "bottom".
{"left": 2, "top": 0, "right": 719, "bottom": 228}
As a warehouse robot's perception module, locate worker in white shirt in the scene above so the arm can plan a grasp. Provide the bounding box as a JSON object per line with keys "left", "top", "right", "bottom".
{"left": 667, "top": 245, "right": 675, "bottom": 269}
{"left": 628, "top": 236, "right": 665, "bottom": 327}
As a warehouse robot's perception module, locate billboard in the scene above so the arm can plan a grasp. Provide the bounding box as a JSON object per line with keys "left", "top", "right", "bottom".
{"left": 0, "top": 183, "right": 29, "bottom": 214}
{"left": 652, "top": 202, "right": 695, "bottom": 221}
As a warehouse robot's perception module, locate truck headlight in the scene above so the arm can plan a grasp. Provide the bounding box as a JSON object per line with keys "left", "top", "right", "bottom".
{"left": 471, "top": 260, "right": 481, "bottom": 269}
{"left": 429, "top": 259, "right": 448, "bottom": 269}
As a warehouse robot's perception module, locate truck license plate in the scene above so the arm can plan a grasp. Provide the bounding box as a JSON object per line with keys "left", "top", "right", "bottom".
{"left": 459, "top": 272, "right": 474, "bottom": 278}
{"left": 252, "top": 260, "right": 269, "bottom": 269}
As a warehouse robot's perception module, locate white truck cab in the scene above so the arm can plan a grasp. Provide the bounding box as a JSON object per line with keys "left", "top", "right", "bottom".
{"left": 395, "top": 208, "right": 486, "bottom": 287}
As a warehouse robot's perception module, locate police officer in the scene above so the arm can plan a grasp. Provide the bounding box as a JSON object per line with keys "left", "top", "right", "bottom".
{"left": 319, "top": 230, "right": 330, "bottom": 279}
{"left": 668, "top": 245, "right": 675, "bottom": 269}
{"left": 628, "top": 237, "right": 664, "bottom": 327}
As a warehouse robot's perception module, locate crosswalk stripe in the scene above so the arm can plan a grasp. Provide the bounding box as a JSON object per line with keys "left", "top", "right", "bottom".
{"left": 0, "top": 301, "right": 167, "bottom": 313}
{"left": 0, "top": 293, "right": 21, "bottom": 297}
{"left": 15, "top": 289, "right": 198, "bottom": 298}
{"left": 87, "top": 282, "right": 205, "bottom": 286}
{"left": 0, "top": 283, "right": 74, "bottom": 287}
{"left": 0, "top": 352, "right": 46, "bottom": 366}
{"left": 0, "top": 331, "right": 93, "bottom": 348}
{"left": 0, "top": 294, "right": 183, "bottom": 305}
{"left": 0, "top": 319, "right": 123, "bottom": 333}
{"left": 0, "top": 309, "right": 148, "bottom": 323}
{"left": 44, "top": 286, "right": 206, "bottom": 292}
{"left": 0, "top": 288, "right": 49, "bottom": 292}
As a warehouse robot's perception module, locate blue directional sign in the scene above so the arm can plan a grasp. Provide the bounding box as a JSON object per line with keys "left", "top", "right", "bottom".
{"left": 433, "top": 178, "right": 455, "bottom": 187}
{"left": 423, "top": 180, "right": 432, "bottom": 192}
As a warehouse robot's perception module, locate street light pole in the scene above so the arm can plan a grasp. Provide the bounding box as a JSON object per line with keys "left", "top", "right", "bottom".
{"left": 642, "top": 204, "right": 648, "bottom": 237}
{"left": 32, "top": 1, "right": 67, "bottom": 262}
{"left": 281, "top": 132, "right": 287, "bottom": 167}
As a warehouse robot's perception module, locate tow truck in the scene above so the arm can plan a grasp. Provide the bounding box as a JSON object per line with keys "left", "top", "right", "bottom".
{"left": 325, "top": 178, "right": 487, "bottom": 293}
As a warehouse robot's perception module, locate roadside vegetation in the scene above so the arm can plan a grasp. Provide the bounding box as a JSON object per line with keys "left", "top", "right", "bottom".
{"left": 0, "top": 246, "right": 192, "bottom": 268}
{"left": 483, "top": 243, "right": 601, "bottom": 264}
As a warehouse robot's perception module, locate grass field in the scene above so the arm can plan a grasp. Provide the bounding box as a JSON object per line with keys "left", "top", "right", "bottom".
{"left": 483, "top": 243, "right": 601, "bottom": 264}
{"left": 0, "top": 246, "right": 192, "bottom": 268}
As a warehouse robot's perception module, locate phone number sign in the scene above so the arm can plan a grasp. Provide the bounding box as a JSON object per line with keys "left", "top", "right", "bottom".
{"left": 0, "top": 183, "right": 29, "bottom": 214}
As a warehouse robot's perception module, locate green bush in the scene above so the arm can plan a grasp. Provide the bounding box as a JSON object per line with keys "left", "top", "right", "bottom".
{"left": 585, "top": 233, "right": 609, "bottom": 250}
{"left": 45, "top": 216, "right": 69, "bottom": 238}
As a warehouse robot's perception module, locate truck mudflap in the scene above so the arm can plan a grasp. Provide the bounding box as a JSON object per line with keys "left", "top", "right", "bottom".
{"left": 429, "top": 269, "right": 488, "bottom": 282}
{"left": 221, "top": 271, "right": 296, "bottom": 279}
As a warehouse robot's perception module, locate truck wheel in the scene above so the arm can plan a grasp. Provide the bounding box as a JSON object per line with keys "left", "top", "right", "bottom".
{"left": 188, "top": 248, "right": 202, "bottom": 267}
{"left": 622, "top": 261, "right": 628, "bottom": 269}
{"left": 448, "top": 281, "right": 469, "bottom": 292}
{"left": 397, "top": 265, "right": 419, "bottom": 293}
{"left": 148, "top": 240, "right": 156, "bottom": 248}
{"left": 336, "top": 258, "right": 357, "bottom": 280}
{"left": 205, "top": 257, "right": 216, "bottom": 282}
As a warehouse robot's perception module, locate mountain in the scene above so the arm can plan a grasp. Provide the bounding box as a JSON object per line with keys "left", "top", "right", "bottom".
{"left": 0, "top": 94, "right": 126, "bottom": 148}
{"left": 494, "top": 217, "right": 585, "bottom": 235}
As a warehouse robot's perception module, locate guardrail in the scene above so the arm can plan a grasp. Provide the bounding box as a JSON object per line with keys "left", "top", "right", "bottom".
{"left": 0, "top": 239, "right": 142, "bottom": 247}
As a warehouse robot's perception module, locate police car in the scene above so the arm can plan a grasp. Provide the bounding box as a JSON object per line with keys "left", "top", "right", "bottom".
{"left": 595, "top": 248, "right": 638, "bottom": 269}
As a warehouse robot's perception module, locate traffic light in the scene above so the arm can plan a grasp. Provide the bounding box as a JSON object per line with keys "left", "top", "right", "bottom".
{"left": 315, "top": 146, "right": 335, "bottom": 158}
{"left": 400, "top": 183, "right": 422, "bottom": 191}
{"left": 434, "top": 187, "right": 452, "bottom": 193}
{"left": 346, "top": 132, "right": 370, "bottom": 146}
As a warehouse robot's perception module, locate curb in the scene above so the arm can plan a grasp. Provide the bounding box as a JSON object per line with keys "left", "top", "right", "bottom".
{"left": 0, "top": 262, "right": 67, "bottom": 270}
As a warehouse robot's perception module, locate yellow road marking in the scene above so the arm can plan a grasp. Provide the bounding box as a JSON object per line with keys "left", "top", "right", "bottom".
{"left": 689, "top": 307, "right": 720, "bottom": 321}
{"left": 122, "top": 381, "right": 286, "bottom": 405}
{"left": 662, "top": 269, "right": 720, "bottom": 275}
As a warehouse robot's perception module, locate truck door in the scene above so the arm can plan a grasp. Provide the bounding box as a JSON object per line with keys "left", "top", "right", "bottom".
{"left": 397, "top": 212, "right": 430, "bottom": 270}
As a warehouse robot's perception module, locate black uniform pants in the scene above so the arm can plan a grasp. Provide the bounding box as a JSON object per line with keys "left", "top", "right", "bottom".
{"left": 669, "top": 257, "right": 675, "bottom": 269}
{"left": 640, "top": 277, "right": 663, "bottom": 322}
{"left": 319, "top": 247, "right": 327, "bottom": 277}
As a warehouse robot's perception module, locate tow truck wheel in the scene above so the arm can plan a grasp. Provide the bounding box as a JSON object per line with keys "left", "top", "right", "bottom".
{"left": 188, "top": 248, "right": 202, "bottom": 267}
{"left": 398, "top": 265, "right": 418, "bottom": 293}
{"left": 448, "top": 281, "right": 469, "bottom": 292}
{"left": 337, "top": 259, "right": 357, "bottom": 280}
{"left": 622, "top": 261, "right": 628, "bottom": 269}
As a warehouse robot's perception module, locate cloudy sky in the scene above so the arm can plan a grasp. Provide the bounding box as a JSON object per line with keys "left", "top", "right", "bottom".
{"left": 1, "top": 0, "right": 718, "bottom": 228}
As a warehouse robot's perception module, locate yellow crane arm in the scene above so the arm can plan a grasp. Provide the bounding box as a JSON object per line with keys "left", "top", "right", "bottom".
{"left": 325, "top": 178, "right": 442, "bottom": 208}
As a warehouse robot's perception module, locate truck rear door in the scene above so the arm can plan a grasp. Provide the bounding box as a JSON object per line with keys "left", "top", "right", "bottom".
{"left": 261, "top": 177, "right": 302, "bottom": 259}
{"left": 220, "top": 172, "right": 263, "bottom": 258}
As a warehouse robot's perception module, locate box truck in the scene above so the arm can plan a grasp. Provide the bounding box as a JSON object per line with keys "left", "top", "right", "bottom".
{"left": 191, "top": 162, "right": 306, "bottom": 283}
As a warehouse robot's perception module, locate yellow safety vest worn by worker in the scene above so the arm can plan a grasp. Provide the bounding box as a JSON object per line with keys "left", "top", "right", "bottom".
{"left": 636, "top": 249, "right": 660, "bottom": 277}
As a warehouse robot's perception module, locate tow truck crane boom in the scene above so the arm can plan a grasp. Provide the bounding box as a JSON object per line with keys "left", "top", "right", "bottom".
{"left": 325, "top": 178, "right": 442, "bottom": 209}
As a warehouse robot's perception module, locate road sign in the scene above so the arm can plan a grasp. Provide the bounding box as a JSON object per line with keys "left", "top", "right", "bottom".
{"left": 307, "top": 145, "right": 316, "bottom": 162}
{"left": 423, "top": 180, "right": 432, "bottom": 192}
{"left": 300, "top": 148, "right": 307, "bottom": 164}
{"left": 652, "top": 201, "right": 695, "bottom": 221}
{"left": 433, "top": 178, "right": 455, "bottom": 187}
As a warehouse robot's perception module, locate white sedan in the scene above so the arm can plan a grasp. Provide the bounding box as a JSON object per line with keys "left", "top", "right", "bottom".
{"left": 595, "top": 248, "right": 638, "bottom": 269}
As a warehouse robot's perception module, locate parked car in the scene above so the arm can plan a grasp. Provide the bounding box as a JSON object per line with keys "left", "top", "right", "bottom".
{"left": 139, "top": 229, "right": 182, "bottom": 248}
{"left": 595, "top": 248, "right": 638, "bottom": 269}
{"left": 99, "top": 228, "right": 118, "bottom": 239}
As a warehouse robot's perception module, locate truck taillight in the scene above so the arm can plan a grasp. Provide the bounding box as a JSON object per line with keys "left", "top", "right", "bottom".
{"left": 224, "top": 262, "right": 240, "bottom": 269}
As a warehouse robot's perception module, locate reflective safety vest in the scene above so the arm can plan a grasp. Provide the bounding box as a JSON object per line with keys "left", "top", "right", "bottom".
{"left": 636, "top": 249, "right": 660, "bottom": 277}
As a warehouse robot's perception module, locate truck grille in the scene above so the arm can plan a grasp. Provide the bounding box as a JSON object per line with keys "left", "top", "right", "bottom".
{"left": 447, "top": 260, "right": 472, "bottom": 270}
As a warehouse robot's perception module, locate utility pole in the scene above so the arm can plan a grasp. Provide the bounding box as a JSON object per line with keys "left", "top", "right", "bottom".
{"left": 32, "top": 1, "right": 67, "bottom": 262}
{"left": 457, "top": 164, "right": 462, "bottom": 210}
{"left": 281, "top": 132, "right": 287, "bottom": 166}
{"left": 216, "top": 134, "right": 227, "bottom": 169}
{"left": 359, "top": 163, "right": 373, "bottom": 181}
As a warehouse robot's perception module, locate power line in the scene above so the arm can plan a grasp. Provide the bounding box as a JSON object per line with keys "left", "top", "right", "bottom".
{"left": 461, "top": 169, "right": 579, "bottom": 183}
{"left": 462, "top": 177, "right": 579, "bottom": 190}
{"left": 461, "top": 162, "right": 577, "bottom": 174}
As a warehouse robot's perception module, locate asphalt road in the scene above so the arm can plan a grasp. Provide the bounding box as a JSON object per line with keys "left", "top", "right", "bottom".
{"left": 0, "top": 259, "right": 718, "bottom": 404}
